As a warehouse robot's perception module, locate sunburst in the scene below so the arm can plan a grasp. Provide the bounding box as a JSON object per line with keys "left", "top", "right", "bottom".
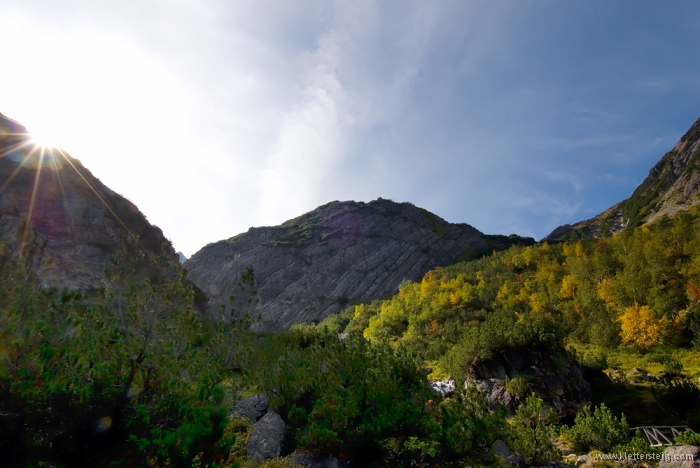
{"left": 0, "top": 119, "right": 146, "bottom": 261}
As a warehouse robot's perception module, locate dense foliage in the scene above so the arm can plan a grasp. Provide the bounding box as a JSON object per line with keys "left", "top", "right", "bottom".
{"left": 8, "top": 207, "right": 700, "bottom": 465}
{"left": 0, "top": 238, "right": 252, "bottom": 467}
{"left": 324, "top": 208, "right": 700, "bottom": 382}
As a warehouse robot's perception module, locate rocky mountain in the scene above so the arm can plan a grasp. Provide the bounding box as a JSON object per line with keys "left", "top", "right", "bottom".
{"left": 546, "top": 115, "right": 700, "bottom": 241}
{"left": 185, "top": 198, "right": 534, "bottom": 331}
{"left": 0, "top": 112, "right": 176, "bottom": 290}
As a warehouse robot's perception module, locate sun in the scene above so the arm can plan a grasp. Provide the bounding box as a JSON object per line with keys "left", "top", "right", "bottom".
{"left": 27, "top": 126, "right": 64, "bottom": 151}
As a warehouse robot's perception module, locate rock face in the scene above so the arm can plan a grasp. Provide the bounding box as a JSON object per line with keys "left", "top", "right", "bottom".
{"left": 186, "top": 198, "right": 534, "bottom": 331}
{"left": 659, "top": 445, "right": 700, "bottom": 468}
{"left": 247, "top": 411, "right": 287, "bottom": 462}
{"left": 469, "top": 345, "right": 591, "bottom": 417}
{"left": 546, "top": 116, "right": 700, "bottom": 241}
{"left": 0, "top": 112, "right": 176, "bottom": 290}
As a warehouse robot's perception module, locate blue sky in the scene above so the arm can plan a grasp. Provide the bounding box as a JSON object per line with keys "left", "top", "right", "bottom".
{"left": 1, "top": 1, "right": 699, "bottom": 256}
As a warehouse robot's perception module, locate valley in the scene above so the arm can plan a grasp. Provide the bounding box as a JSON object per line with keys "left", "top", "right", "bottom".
{"left": 2, "top": 112, "right": 700, "bottom": 466}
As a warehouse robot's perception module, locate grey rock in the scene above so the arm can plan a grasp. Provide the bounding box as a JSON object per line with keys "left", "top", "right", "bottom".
{"left": 186, "top": 198, "right": 532, "bottom": 331}
{"left": 292, "top": 452, "right": 316, "bottom": 467}
{"left": 231, "top": 395, "right": 268, "bottom": 422}
{"left": 504, "top": 454, "right": 527, "bottom": 467}
{"left": 491, "top": 439, "right": 513, "bottom": 459}
{"left": 430, "top": 379, "right": 456, "bottom": 398}
{"left": 660, "top": 445, "right": 700, "bottom": 468}
{"left": 469, "top": 345, "right": 591, "bottom": 418}
{"left": 247, "top": 411, "right": 286, "bottom": 462}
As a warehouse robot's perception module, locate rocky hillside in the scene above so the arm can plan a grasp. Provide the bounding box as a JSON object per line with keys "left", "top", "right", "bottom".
{"left": 0, "top": 112, "right": 176, "bottom": 290}
{"left": 185, "top": 198, "right": 534, "bottom": 331}
{"left": 546, "top": 115, "right": 700, "bottom": 241}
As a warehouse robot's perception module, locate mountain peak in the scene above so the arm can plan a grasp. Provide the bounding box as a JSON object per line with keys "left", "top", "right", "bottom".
{"left": 186, "top": 199, "right": 533, "bottom": 331}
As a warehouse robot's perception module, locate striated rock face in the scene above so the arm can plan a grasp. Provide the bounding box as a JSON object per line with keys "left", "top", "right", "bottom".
{"left": 0, "top": 112, "right": 176, "bottom": 290}
{"left": 186, "top": 198, "right": 533, "bottom": 331}
{"left": 468, "top": 345, "right": 591, "bottom": 418}
{"left": 546, "top": 116, "right": 700, "bottom": 241}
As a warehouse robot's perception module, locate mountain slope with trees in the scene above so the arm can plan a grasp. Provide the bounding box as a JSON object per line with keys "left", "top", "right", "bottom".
{"left": 185, "top": 198, "right": 534, "bottom": 331}
{"left": 546, "top": 115, "right": 700, "bottom": 241}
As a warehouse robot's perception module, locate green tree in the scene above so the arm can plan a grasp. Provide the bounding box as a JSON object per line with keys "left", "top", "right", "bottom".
{"left": 508, "top": 394, "right": 560, "bottom": 465}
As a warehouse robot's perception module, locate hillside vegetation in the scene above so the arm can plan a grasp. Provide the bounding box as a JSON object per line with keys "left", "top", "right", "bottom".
{"left": 5, "top": 209, "right": 700, "bottom": 466}
{"left": 319, "top": 207, "right": 700, "bottom": 424}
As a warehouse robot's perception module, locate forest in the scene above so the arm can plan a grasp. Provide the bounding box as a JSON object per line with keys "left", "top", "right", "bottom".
{"left": 4, "top": 207, "right": 700, "bottom": 466}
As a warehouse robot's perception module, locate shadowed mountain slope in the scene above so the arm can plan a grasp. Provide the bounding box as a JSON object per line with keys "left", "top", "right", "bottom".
{"left": 0, "top": 112, "right": 176, "bottom": 290}
{"left": 546, "top": 116, "right": 700, "bottom": 241}
{"left": 185, "top": 198, "right": 534, "bottom": 331}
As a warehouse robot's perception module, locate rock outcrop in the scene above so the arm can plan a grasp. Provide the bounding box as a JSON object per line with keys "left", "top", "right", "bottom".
{"left": 0, "top": 112, "right": 176, "bottom": 290}
{"left": 546, "top": 116, "right": 700, "bottom": 241}
{"left": 247, "top": 411, "right": 287, "bottom": 462}
{"left": 468, "top": 345, "right": 591, "bottom": 417}
{"left": 659, "top": 445, "right": 700, "bottom": 468}
{"left": 186, "top": 198, "right": 534, "bottom": 331}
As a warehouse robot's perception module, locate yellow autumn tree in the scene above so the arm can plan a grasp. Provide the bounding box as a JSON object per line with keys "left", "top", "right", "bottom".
{"left": 617, "top": 303, "right": 666, "bottom": 348}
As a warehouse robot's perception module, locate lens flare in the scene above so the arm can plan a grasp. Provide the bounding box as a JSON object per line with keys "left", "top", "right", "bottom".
{"left": 95, "top": 416, "right": 113, "bottom": 434}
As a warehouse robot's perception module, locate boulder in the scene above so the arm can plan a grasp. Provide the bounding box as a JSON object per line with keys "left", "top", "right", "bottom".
{"left": 490, "top": 439, "right": 512, "bottom": 459}
{"left": 489, "top": 440, "right": 526, "bottom": 466}
{"left": 430, "top": 379, "right": 456, "bottom": 398}
{"left": 659, "top": 445, "right": 700, "bottom": 468}
{"left": 292, "top": 452, "right": 316, "bottom": 467}
{"left": 247, "top": 411, "right": 286, "bottom": 462}
{"left": 231, "top": 395, "right": 269, "bottom": 422}
{"left": 626, "top": 367, "right": 652, "bottom": 383}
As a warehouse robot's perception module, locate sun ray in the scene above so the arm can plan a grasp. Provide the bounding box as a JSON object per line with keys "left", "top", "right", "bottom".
{"left": 1, "top": 142, "right": 42, "bottom": 191}
{"left": 55, "top": 148, "right": 150, "bottom": 257}
{"left": 50, "top": 147, "right": 69, "bottom": 209}
{"left": 20, "top": 145, "right": 45, "bottom": 258}
{"left": 0, "top": 134, "right": 34, "bottom": 159}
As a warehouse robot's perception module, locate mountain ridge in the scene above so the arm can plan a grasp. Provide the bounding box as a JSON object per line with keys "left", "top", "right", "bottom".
{"left": 0, "top": 112, "right": 177, "bottom": 290}
{"left": 185, "top": 198, "right": 534, "bottom": 331}
{"left": 545, "top": 116, "right": 700, "bottom": 241}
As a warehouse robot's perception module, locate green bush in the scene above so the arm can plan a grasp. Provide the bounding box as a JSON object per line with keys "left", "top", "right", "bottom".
{"left": 675, "top": 429, "right": 700, "bottom": 445}
{"left": 258, "top": 331, "right": 432, "bottom": 463}
{"left": 504, "top": 375, "right": 538, "bottom": 397}
{"left": 508, "top": 394, "right": 561, "bottom": 465}
{"left": 0, "top": 239, "right": 252, "bottom": 467}
{"left": 563, "top": 404, "right": 630, "bottom": 453}
{"left": 436, "top": 384, "right": 508, "bottom": 461}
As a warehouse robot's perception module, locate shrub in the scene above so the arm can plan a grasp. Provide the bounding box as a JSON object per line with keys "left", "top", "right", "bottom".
{"left": 436, "top": 384, "right": 508, "bottom": 461}
{"left": 508, "top": 394, "right": 561, "bottom": 465}
{"left": 504, "top": 375, "right": 538, "bottom": 397}
{"left": 675, "top": 430, "right": 700, "bottom": 445}
{"left": 259, "top": 332, "right": 432, "bottom": 463}
{"left": 0, "top": 239, "right": 252, "bottom": 466}
{"left": 563, "top": 404, "right": 630, "bottom": 453}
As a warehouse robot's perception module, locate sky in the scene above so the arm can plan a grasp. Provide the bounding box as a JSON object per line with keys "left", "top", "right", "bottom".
{"left": 1, "top": 1, "right": 700, "bottom": 257}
